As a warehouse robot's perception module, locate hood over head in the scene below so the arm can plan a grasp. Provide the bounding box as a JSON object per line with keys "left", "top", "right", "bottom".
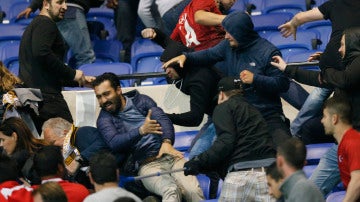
{"left": 221, "top": 11, "right": 260, "bottom": 49}
{"left": 343, "top": 27, "right": 360, "bottom": 65}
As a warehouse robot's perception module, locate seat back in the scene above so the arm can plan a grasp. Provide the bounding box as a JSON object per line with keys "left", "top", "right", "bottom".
{"left": 8, "top": 1, "right": 38, "bottom": 25}
{"left": 86, "top": 8, "right": 117, "bottom": 40}
{"left": 325, "top": 191, "right": 346, "bottom": 202}
{"left": 286, "top": 50, "right": 321, "bottom": 71}
{"left": 130, "top": 38, "right": 163, "bottom": 73}
{"left": 93, "top": 40, "right": 123, "bottom": 63}
{"left": 173, "top": 130, "right": 198, "bottom": 152}
{"left": 301, "top": 20, "right": 332, "bottom": 50}
{"left": 0, "top": 24, "right": 25, "bottom": 46}
{"left": 252, "top": 12, "right": 293, "bottom": 38}
{"left": 306, "top": 143, "right": 334, "bottom": 165}
{"left": 267, "top": 30, "right": 320, "bottom": 50}
{"left": 262, "top": 0, "right": 306, "bottom": 15}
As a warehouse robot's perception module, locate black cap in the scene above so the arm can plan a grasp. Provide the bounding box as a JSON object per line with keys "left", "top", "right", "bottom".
{"left": 217, "top": 77, "right": 242, "bottom": 91}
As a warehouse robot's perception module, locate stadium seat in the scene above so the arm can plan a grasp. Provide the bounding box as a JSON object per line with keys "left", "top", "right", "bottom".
{"left": 8, "top": 1, "right": 38, "bottom": 25}
{"left": 93, "top": 39, "right": 123, "bottom": 63}
{"left": 268, "top": 30, "right": 320, "bottom": 59}
{"left": 286, "top": 50, "right": 321, "bottom": 71}
{"left": 0, "top": 24, "right": 25, "bottom": 45}
{"left": 303, "top": 164, "right": 318, "bottom": 178}
{"left": 86, "top": 8, "right": 117, "bottom": 40}
{"left": 248, "top": 0, "right": 264, "bottom": 15}
{"left": 0, "top": 0, "right": 27, "bottom": 22}
{"left": 228, "top": 0, "right": 248, "bottom": 13}
{"left": 262, "top": 0, "right": 306, "bottom": 15}
{"left": 306, "top": 143, "right": 334, "bottom": 165}
{"left": 0, "top": 40, "right": 20, "bottom": 75}
{"left": 63, "top": 62, "right": 133, "bottom": 90}
{"left": 326, "top": 191, "right": 346, "bottom": 202}
{"left": 252, "top": 12, "right": 293, "bottom": 38}
{"left": 130, "top": 38, "right": 164, "bottom": 73}
{"left": 197, "top": 174, "right": 223, "bottom": 200}
{"left": 197, "top": 174, "right": 211, "bottom": 200}
{"left": 173, "top": 130, "right": 198, "bottom": 152}
{"left": 301, "top": 20, "right": 332, "bottom": 50}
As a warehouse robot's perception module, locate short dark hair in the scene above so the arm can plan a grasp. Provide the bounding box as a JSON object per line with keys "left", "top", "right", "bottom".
{"left": 113, "top": 197, "right": 136, "bottom": 202}
{"left": 89, "top": 151, "right": 117, "bottom": 184}
{"left": 277, "top": 137, "right": 306, "bottom": 170}
{"left": 323, "top": 96, "right": 352, "bottom": 124}
{"left": 0, "top": 153, "right": 19, "bottom": 183}
{"left": 265, "top": 162, "right": 283, "bottom": 182}
{"left": 91, "top": 72, "right": 120, "bottom": 90}
{"left": 33, "top": 146, "right": 64, "bottom": 177}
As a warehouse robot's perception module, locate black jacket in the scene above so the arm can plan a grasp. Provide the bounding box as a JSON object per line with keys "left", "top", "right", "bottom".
{"left": 284, "top": 27, "right": 360, "bottom": 129}
{"left": 196, "top": 94, "right": 275, "bottom": 178}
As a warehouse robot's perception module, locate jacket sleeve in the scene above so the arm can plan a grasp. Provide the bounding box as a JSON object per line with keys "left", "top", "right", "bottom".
{"left": 139, "top": 94, "right": 175, "bottom": 143}
{"left": 138, "top": 0, "right": 157, "bottom": 28}
{"left": 32, "top": 20, "right": 76, "bottom": 82}
{"left": 96, "top": 111, "right": 142, "bottom": 152}
{"left": 166, "top": 79, "right": 212, "bottom": 126}
{"left": 284, "top": 65, "right": 330, "bottom": 88}
{"left": 322, "top": 57, "right": 360, "bottom": 90}
{"left": 197, "top": 104, "right": 236, "bottom": 170}
{"left": 152, "top": 28, "right": 172, "bottom": 49}
{"left": 185, "top": 41, "right": 227, "bottom": 66}
{"left": 252, "top": 50, "right": 290, "bottom": 94}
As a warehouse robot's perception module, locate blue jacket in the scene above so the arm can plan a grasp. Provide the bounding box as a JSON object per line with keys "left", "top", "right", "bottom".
{"left": 96, "top": 90, "right": 175, "bottom": 163}
{"left": 185, "top": 12, "right": 289, "bottom": 118}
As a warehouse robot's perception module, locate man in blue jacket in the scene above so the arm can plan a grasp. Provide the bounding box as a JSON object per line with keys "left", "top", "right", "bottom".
{"left": 163, "top": 11, "right": 291, "bottom": 147}
{"left": 92, "top": 72, "right": 204, "bottom": 201}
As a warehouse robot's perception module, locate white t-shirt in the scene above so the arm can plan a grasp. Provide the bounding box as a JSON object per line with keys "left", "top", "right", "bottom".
{"left": 83, "top": 187, "right": 142, "bottom": 202}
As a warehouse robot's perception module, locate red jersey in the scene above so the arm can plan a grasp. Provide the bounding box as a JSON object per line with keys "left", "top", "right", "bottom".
{"left": 170, "top": 0, "right": 225, "bottom": 51}
{"left": 338, "top": 128, "right": 360, "bottom": 188}
{"left": 0, "top": 178, "right": 89, "bottom": 202}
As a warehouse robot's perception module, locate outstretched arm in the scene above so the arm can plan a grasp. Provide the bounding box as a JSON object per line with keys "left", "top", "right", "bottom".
{"left": 194, "top": 10, "right": 226, "bottom": 26}
{"left": 278, "top": 8, "right": 324, "bottom": 40}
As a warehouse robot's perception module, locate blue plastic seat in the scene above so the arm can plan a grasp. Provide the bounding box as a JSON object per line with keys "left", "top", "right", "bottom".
{"left": 63, "top": 62, "right": 132, "bottom": 90}
{"left": 301, "top": 20, "right": 332, "bottom": 50}
{"left": 326, "top": 191, "right": 346, "bottom": 202}
{"left": 93, "top": 39, "right": 123, "bottom": 63}
{"left": 248, "top": 0, "right": 264, "bottom": 15}
{"left": 0, "top": 24, "right": 25, "bottom": 45}
{"left": 197, "top": 174, "right": 211, "bottom": 200}
{"left": 130, "top": 38, "right": 164, "bottom": 73}
{"left": 267, "top": 30, "right": 320, "bottom": 50}
{"left": 173, "top": 130, "right": 198, "bottom": 152}
{"left": 306, "top": 143, "right": 335, "bottom": 165}
{"left": 252, "top": 12, "right": 293, "bottom": 38}
{"left": 0, "top": 0, "right": 27, "bottom": 22}
{"left": 262, "top": 0, "right": 306, "bottom": 15}
{"left": 8, "top": 1, "right": 38, "bottom": 25}
{"left": 303, "top": 164, "right": 318, "bottom": 178}
{"left": 228, "top": 0, "right": 248, "bottom": 13}
{"left": 86, "top": 8, "right": 117, "bottom": 40}
{"left": 0, "top": 40, "right": 20, "bottom": 75}
{"left": 286, "top": 50, "right": 321, "bottom": 71}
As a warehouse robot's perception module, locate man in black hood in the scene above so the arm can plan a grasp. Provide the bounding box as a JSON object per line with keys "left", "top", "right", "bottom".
{"left": 163, "top": 11, "right": 292, "bottom": 147}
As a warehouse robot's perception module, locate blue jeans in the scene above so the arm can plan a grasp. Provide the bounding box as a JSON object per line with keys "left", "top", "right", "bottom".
{"left": 290, "top": 87, "right": 333, "bottom": 136}
{"left": 189, "top": 119, "right": 217, "bottom": 160}
{"left": 309, "top": 144, "right": 341, "bottom": 196}
{"left": 162, "top": 0, "right": 191, "bottom": 36}
{"left": 57, "top": 7, "right": 95, "bottom": 68}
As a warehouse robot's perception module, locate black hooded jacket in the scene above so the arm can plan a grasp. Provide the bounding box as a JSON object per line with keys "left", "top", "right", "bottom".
{"left": 152, "top": 28, "right": 222, "bottom": 126}
{"left": 285, "top": 27, "right": 360, "bottom": 129}
{"left": 184, "top": 12, "right": 289, "bottom": 118}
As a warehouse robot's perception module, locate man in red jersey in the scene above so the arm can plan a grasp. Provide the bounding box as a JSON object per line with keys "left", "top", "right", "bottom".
{"left": 321, "top": 97, "right": 360, "bottom": 202}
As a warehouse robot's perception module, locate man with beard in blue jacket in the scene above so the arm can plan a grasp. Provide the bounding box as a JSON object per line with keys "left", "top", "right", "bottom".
{"left": 163, "top": 11, "right": 291, "bottom": 147}
{"left": 92, "top": 72, "right": 204, "bottom": 201}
